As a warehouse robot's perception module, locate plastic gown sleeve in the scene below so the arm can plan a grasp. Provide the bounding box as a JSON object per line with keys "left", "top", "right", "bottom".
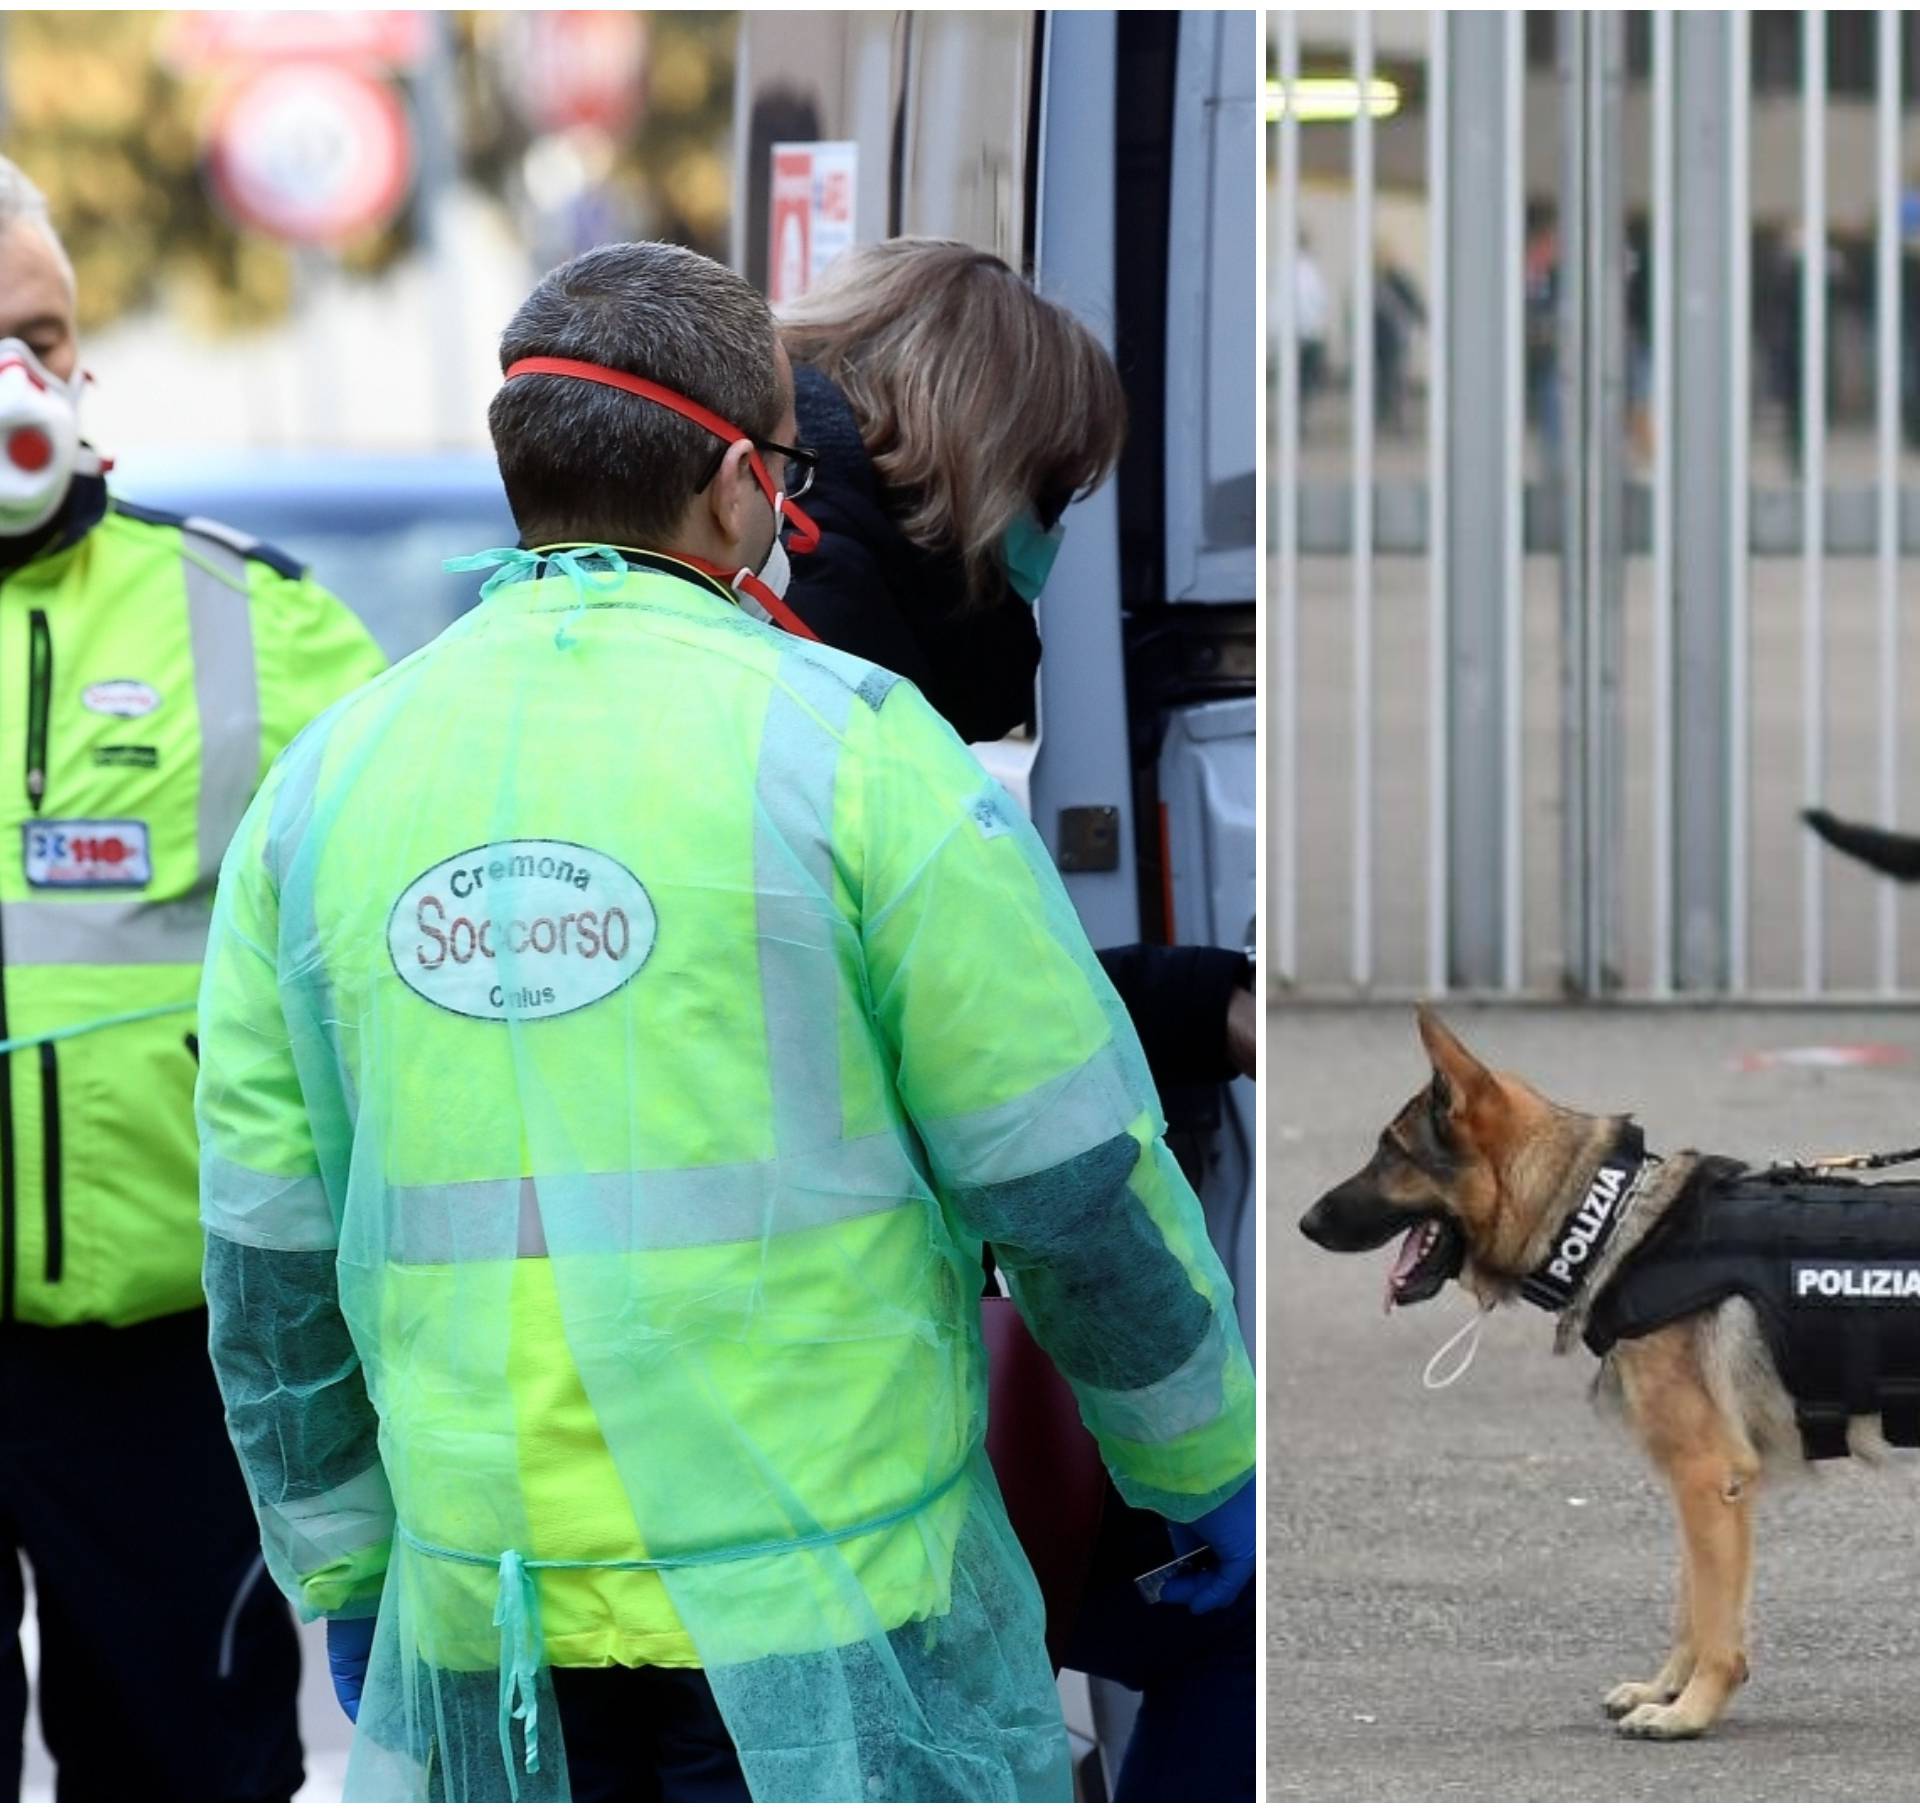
{"left": 196, "top": 759, "right": 394, "bottom": 1622}
{"left": 855, "top": 682, "right": 1256, "bottom": 1521}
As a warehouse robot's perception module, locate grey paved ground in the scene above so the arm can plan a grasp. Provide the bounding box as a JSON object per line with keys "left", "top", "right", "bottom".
{"left": 1269, "top": 1003, "right": 1920, "bottom": 1801}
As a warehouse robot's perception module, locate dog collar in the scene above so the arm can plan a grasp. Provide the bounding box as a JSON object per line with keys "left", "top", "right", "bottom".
{"left": 1519, "top": 1124, "right": 1649, "bottom": 1315}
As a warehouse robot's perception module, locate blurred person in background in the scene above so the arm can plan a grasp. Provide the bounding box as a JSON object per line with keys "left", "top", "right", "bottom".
{"left": 1287, "top": 229, "right": 1330, "bottom": 427}
{"left": 1763, "top": 224, "right": 1843, "bottom": 474}
{"left": 1371, "top": 246, "right": 1426, "bottom": 436}
{"left": 194, "top": 239, "right": 1256, "bottom": 1803}
{"left": 1625, "top": 219, "right": 1654, "bottom": 465}
{"left": 0, "top": 156, "right": 386, "bottom": 1800}
{"left": 1524, "top": 210, "right": 1561, "bottom": 471}
{"left": 780, "top": 236, "right": 1257, "bottom": 1802}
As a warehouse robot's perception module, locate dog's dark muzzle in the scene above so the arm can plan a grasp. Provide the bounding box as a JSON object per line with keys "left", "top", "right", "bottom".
{"left": 1300, "top": 1187, "right": 1469, "bottom": 1307}
{"left": 1299, "top": 1182, "right": 1420, "bottom": 1253}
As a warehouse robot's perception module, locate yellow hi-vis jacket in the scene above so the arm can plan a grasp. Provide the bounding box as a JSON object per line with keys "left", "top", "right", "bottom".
{"left": 196, "top": 551, "right": 1255, "bottom": 1803}
{"left": 0, "top": 489, "right": 384, "bottom": 1326}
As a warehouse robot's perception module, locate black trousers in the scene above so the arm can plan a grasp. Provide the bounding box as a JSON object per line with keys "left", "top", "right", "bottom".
{"left": 0, "top": 1308, "right": 303, "bottom": 1802}
{"left": 553, "top": 1663, "right": 750, "bottom": 1802}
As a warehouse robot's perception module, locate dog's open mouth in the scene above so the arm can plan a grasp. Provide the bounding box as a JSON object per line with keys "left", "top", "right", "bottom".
{"left": 1384, "top": 1216, "right": 1467, "bottom": 1312}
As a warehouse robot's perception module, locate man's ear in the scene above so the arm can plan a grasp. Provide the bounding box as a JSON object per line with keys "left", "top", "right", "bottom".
{"left": 701, "top": 437, "right": 762, "bottom": 552}
{"left": 721, "top": 439, "right": 764, "bottom": 537}
{"left": 1415, "top": 1003, "right": 1495, "bottom": 1111}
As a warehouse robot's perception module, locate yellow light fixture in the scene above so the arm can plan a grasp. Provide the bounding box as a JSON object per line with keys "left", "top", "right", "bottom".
{"left": 1266, "top": 75, "right": 1402, "bottom": 124}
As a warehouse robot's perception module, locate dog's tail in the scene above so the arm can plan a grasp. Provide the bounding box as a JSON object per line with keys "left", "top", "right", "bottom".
{"left": 1802, "top": 808, "right": 1920, "bottom": 881}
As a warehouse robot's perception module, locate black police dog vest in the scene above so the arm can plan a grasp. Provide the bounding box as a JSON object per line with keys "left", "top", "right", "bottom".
{"left": 1579, "top": 1157, "right": 1920, "bottom": 1462}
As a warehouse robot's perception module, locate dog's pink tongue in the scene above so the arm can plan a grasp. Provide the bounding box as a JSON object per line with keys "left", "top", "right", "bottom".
{"left": 1384, "top": 1223, "right": 1426, "bottom": 1314}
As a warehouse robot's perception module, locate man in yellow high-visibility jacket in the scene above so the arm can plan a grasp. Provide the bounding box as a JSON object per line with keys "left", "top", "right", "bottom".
{"left": 196, "top": 240, "right": 1256, "bottom": 1804}
{"left": 0, "top": 158, "right": 387, "bottom": 1799}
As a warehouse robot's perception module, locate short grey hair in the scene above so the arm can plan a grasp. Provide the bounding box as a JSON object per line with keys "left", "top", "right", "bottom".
{"left": 489, "top": 241, "right": 784, "bottom": 547}
{"left": 0, "top": 157, "right": 75, "bottom": 293}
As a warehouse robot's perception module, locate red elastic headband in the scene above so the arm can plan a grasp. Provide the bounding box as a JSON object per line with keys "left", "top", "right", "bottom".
{"left": 503, "top": 355, "right": 819, "bottom": 554}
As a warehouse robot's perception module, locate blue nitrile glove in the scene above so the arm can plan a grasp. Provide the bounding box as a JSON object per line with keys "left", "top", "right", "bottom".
{"left": 1158, "top": 1476, "right": 1256, "bottom": 1614}
{"left": 326, "top": 1616, "right": 377, "bottom": 1723}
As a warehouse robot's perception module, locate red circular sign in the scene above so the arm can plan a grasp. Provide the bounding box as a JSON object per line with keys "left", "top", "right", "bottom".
{"left": 206, "top": 63, "right": 413, "bottom": 247}
{"left": 497, "top": 12, "right": 646, "bottom": 136}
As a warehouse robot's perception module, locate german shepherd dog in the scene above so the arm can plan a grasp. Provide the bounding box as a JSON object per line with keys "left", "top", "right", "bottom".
{"left": 1300, "top": 1007, "right": 1829, "bottom": 1743}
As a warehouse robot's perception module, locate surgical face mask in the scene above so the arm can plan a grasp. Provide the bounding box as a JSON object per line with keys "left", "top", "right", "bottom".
{"left": 0, "top": 338, "right": 83, "bottom": 538}
{"left": 758, "top": 513, "right": 791, "bottom": 602}
{"left": 710, "top": 484, "right": 794, "bottom": 629}
{"left": 1003, "top": 508, "right": 1066, "bottom": 604}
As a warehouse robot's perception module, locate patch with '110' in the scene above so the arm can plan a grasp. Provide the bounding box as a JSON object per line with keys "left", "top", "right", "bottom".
{"left": 24, "top": 820, "right": 153, "bottom": 888}
{"left": 387, "top": 838, "right": 657, "bottom": 1022}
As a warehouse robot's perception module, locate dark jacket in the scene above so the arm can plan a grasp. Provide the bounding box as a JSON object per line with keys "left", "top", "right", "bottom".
{"left": 0, "top": 469, "right": 108, "bottom": 573}
{"left": 789, "top": 363, "right": 1041, "bottom": 745}
{"left": 788, "top": 364, "right": 1244, "bottom": 1091}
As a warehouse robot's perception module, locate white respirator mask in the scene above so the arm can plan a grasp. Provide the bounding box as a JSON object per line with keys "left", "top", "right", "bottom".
{"left": 754, "top": 494, "right": 792, "bottom": 602}
{"left": 0, "top": 339, "right": 95, "bottom": 538}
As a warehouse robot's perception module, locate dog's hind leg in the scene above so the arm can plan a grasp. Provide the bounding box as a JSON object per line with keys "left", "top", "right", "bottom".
{"left": 1603, "top": 1555, "right": 1694, "bottom": 1719}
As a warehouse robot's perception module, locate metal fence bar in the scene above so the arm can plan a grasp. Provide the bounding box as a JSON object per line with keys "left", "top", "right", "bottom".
{"left": 1728, "top": 13, "right": 1752, "bottom": 991}
{"left": 1426, "top": 11, "right": 1450, "bottom": 997}
{"left": 1563, "top": 12, "right": 1627, "bottom": 997}
{"left": 1351, "top": 13, "right": 1375, "bottom": 989}
{"left": 1273, "top": 14, "right": 1299, "bottom": 987}
{"left": 1672, "top": 10, "right": 1739, "bottom": 991}
{"left": 1801, "top": 10, "right": 1827, "bottom": 994}
{"left": 1876, "top": 7, "right": 1901, "bottom": 995}
{"left": 1651, "top": 9, "right": 1675, "bottom": 997}
{"left": 1558, "top": 17, "right": 1589, "bottom": 992}
{"left": 1442, "top": 12, "right": 1516, "bottom": 988}
{"left": 1502, "top": 8, "right": 1524, "bottom": 992}
{"left": 1598, "top": 16, "right": 1628, "bottom": 994}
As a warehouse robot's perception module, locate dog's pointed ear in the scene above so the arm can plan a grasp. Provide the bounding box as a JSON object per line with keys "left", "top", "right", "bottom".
{"left": 1416, "top": 1004, "right": 1495, "bottom": 1107}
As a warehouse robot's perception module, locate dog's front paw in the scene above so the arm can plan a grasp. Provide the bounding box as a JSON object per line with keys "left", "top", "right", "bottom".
{"left": 1616, "top": 1702, "right": 1708, "bottom": 1741}
{"left": 1603, "top": 1680, "right": 1674, "bottom": 1720}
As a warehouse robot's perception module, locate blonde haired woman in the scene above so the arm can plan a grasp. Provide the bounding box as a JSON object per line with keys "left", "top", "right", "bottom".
{"left": 779, "top": 236, "right": 1126, "bottom": 743}
{"left": 781, "top": 237, "right": 1255, "bottom": 1804}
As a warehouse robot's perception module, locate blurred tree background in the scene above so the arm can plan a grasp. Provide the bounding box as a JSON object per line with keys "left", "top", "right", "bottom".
{"left": 0, "top": 10, "right": 736, "bottom": 337}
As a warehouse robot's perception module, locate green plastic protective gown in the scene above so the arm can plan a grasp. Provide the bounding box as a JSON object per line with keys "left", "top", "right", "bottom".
{"left": 196, "top": 548, "right": 1256, "bottom": 1803}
